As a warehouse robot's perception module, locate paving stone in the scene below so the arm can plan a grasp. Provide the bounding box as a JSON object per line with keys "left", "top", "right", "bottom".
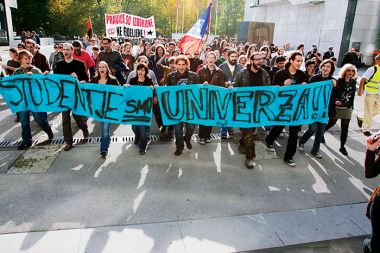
{"left": 263, "top": 206, "right": 365, "bottom": 246}
{"left": 179, "top": 215, "right": 283, "bottom": 253}
{"left": 0, "top": 150, "right": 23, "bottom": 173}
{"left": 78, "top": 222, "right": 186, "bottom": 253}
{"left": 336, "top": 203, "right": 371, "bottom": 234}
{"left": 0, "top": 229, "right": 82, "bottom": 253}
{"left": 7, "top": 145, "right": 61, "bottom": 174}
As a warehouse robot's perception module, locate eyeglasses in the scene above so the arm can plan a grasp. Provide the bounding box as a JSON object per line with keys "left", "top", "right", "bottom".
{"left": 58, "top": 46, "right": 63, "bottom": 49}
{"left": 253, "top": 58, "right": 262, "bottom": 61}
{"left": 74, "top": 49, "right": 81, "bottom": 52}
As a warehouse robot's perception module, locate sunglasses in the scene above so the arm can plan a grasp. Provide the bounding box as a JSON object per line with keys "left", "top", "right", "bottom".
{"left": 347, "top": 69, "right": 355, "bottom": 72}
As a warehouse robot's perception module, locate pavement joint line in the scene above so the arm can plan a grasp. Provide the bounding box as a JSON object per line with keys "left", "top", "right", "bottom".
{"left": 0, "top": 128, "right": 375, "bottom": 148}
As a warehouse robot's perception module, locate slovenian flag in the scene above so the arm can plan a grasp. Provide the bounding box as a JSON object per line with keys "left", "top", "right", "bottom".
{"left": 178, "top": 3, "right": 212, "bottom": 55}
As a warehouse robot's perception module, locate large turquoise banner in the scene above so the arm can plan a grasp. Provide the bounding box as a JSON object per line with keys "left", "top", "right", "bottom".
{"left": 0, "top": 74, "right": 153, "bottom": 125}
{"left": 156, "top": 81, "right": 332, "bottom": 127}
{"left": 0, "top": 74, "right": 332, "bottom": 127}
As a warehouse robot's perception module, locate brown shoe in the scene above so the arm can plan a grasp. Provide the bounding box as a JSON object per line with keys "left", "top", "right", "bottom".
{"left": 64, "top": 143, "right": 73, "bottom": 151}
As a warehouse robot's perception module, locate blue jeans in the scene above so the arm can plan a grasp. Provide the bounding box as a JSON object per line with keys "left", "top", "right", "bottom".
{"left": 300, "top": 122, "right": 326, "bottom": 154}
{"left": 174, "top": 122, "right": 195, "bottom": 150}
{"left": 132, "top": 125, "right": 150, "bottom": 152}
{"left": 100, "top": 122, "right": 111, "bottom": 153}
{"left": 220, "top": 127, "right": 233, "bottom": 135}
{"left": 19, "top": 111, "right": 52, "bottom": 145}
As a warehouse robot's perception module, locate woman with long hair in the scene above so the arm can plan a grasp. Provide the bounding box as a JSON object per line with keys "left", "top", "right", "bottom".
{"left": 218, "top": 40, "right": 228, "bottom": 56}
{"left": 266, "top": 51, "right": 309, "bottom": 167}
{"left": 324, "top": 64, "right": 357, "bottom": 156}
{"left": 259, "top": 45, "right": 271, "bottom": 66}
{"left": 299, "top": 59, "right": 336, "bottom": 158}
{"left": 90, "top": 61, "right": 119, "bottom": 158}
{"left": 128, "top": 63, "right": 154, "bottom": 155}
{"left": 304, "top": 60, "right": 316, "bottom": 80}
{"left": 3, "top": 48, "right": 21, "bottom": 121}
{"left": 139, "top": 42, "right": 153, "bottom": 60}
{"left": 246, "top": 44, "right": 258, "bottom": 61}
{"left": 2, "top": 48, "right": 20, "bottom": 76}
{"left": 151, "top": 44, "right": 167, "bottom": 85}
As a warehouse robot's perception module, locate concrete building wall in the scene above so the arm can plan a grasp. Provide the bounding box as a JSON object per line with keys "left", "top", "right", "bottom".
{"left": 350, "top": 0, "right": 380, "bottom": 64}
{"left": 2, "top": 0, "right": 17, "bottom": 45}
{"left": 244, "top": 0, "right": 379, "bottom": 65}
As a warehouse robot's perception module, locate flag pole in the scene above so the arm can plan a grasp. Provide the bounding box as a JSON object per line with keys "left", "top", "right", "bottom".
{"left": 176, "top": 0, "right": 179, "bottom": 33}
{"left": 181, "top": 0, "right": 185, "bottom": 34}
{"left": 197, "top": 0, "right": 199, "bottom": 20}
{"left": 214, "top": 0, "right": 218, "bottom": 35}
{"left": 205, "top": 2, "right": 212, "bottom": 44}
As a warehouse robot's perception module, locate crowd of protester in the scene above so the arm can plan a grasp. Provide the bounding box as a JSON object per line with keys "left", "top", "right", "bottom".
{"left": 1, "top": 34, "right": 379, "bottom": 170}
{"left": 2, "top": 32, "right": 380, "bottom": 253}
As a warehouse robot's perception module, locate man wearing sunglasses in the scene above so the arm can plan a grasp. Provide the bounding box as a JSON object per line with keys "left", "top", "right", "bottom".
{"left": 49, "top": 43, "right": 60, "bottom": 67}
{"left": 232, "top": 52, "right": 271, "bottom": 169}
{"left": 72, "top": 40, "right": 96, "bottom": 80}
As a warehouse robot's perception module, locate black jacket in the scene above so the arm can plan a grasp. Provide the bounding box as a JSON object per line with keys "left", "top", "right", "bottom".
{"left": 129, "top": 76, "right": 154, "bottom": 87}
{"left": 90, "top": 76, "right": 119, "bottom": 86}
{"left": 197, "top": 65, "right": 225, "bottom": 87}
{"left": 269, "top": 67, "right": 280, "bottom": 82}
{"left": 273, "top": 68, "right": 309, "bottom": 86}
{"left": 218, "top": 62, "right": 243, "bottom": 83}
{"left": 234, "top": 65, "right": 271, "bottom": 87}
{"left": 166, "top": 70, "right": 200, "bottom": 86}
{"left": 309, "top": 74, "right": 336, "bottom": 117}
{"left": 335, "top": 78, "right": 356, "bottom": 109}
{"left": 323, "top": 51, "right": 334, "bottom": 60}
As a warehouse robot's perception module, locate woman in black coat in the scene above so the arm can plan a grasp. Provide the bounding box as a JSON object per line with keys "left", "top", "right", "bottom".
{"left": 128, "top": 63, "right": 154, "bottom": 155}
{"left": 324, "top": 64, "right": 357, "bottom": 156}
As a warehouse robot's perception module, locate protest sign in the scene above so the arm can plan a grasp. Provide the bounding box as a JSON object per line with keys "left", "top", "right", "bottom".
{"left": 156, "top": 81, "right": 332, "bottom": 128}
{"left": 0, "top": 75, "right": 332, "bottom": 128}
{"left": 0, "top": 74, "right": 153, "bottom": 126}
{"left": 105, "top": 13, "right": 156, "bottom": 38}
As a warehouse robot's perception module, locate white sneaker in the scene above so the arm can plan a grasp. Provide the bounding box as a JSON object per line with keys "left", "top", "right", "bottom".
{"left": 286, "top": 159, "right": 296, "bottom": 167}
{"left": 245, "top": 159, "right": 254, "bottom": 169}
{"left": 311, "top": 152, "right": 322, "bottom": 158}
{"left": 298, "top": 143, "right": 304, "bottom": 152}
{"left": 199, "top": 138, "right": 205, "bottom": 145}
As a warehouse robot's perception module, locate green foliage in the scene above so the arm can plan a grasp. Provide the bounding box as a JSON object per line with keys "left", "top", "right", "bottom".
{"left": 12, "top": 0, "right": 244, "bottom": 38}
{"left": 13, "top": 0, "right": 49, "bottom": 34}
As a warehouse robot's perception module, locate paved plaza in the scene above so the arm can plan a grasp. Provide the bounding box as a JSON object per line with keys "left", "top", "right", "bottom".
{"left": 0, "top": 45, "right": 378, "bottom": 252}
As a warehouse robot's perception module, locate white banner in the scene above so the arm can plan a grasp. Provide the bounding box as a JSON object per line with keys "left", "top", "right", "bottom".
{"left": 105, "top": 13, "right": 156, "bottom": 39}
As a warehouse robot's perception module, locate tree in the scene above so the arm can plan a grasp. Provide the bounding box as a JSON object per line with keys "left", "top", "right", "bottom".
{"left": 12, "top": 0, "right": 244, "bottom": 38}
{"left": 13, "top": 0, "right": 49, "bottom": 35}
